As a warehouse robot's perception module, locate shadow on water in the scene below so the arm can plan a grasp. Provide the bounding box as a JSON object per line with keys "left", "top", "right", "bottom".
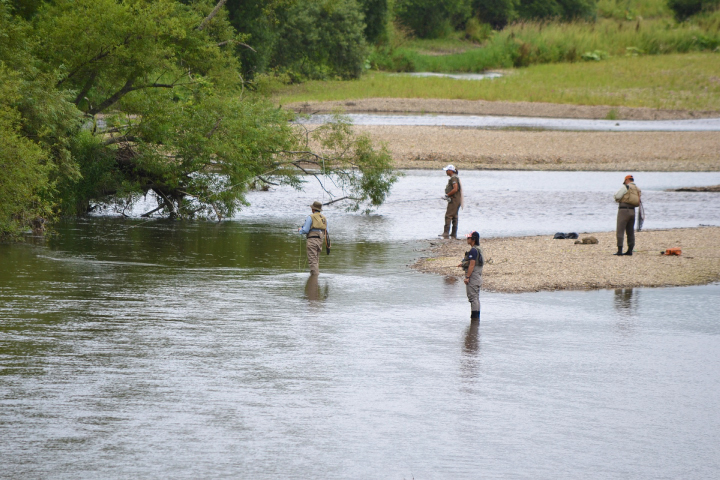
{"left": 614, "top": 287, "right": 639, "bottom": 335}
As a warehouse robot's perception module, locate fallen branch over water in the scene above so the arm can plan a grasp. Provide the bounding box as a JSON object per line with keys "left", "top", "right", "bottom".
{"left": 412, "top": 227, "right": 720, "bottom": 293}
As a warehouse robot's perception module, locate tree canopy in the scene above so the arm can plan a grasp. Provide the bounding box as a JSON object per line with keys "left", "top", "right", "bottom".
{"left": 0, "top": 0, "right": 396, "bottom": 238}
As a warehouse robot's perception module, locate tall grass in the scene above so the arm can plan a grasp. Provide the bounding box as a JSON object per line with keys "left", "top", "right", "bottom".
{"left": 276, "top": 53, "right": 720, "bottom": 111}
{"left": 370, "top": 15, "right": 720, "bottom": 73}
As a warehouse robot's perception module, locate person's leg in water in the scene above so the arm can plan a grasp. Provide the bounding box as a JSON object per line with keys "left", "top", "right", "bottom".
{"left": 466, "top": 270, "right": 481, "bottom": 319}
{"left": 306, "top": 235, "right": 323, "bottom": 275}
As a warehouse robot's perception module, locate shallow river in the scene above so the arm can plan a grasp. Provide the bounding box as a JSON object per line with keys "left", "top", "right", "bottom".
{"left": 2, "top": 171, "right": 719, "bottom": 479}
{"left": 305, "top": 113, "right": 720, "bottom": 131}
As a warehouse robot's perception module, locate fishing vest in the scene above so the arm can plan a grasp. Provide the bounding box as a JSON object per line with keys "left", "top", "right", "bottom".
{"left": 310, "top": 212, "right": 327, "bottom": 231}
{"left": 461, "top": 247, "right": 483, "bottom": 271}
{"left": 620, "top": 183, "right": 641, "bottom": 207}
{"left": 445, "top": 174, "right": 460, "bottom": 196}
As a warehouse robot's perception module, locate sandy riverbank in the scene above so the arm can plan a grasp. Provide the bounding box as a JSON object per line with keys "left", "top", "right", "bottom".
{"left": 287, "top": 98, "right": 720, "bottom": 120}
{"left": 412, "top": 227, "right": 720, "bottom": 293}
{"left": 343, "top": 126, "right": 720, "bottom": 171}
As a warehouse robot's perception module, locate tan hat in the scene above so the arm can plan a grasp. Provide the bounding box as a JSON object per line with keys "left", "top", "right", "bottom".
{"left": 311, "top": 201, "right": 323, "bottom": 211}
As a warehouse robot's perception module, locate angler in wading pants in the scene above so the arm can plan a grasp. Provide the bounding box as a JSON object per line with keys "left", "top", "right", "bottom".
{"left": 440, "top": 165, "right": 463, "bottom": 239}
{"left": 298, "top": 201, "right": 328, "bottom": 275}
{"left": 613, "top": 175, "right": 642, "bottom": 256}
{"left": 458, "top": 231, "right": 483, "bottom": 319}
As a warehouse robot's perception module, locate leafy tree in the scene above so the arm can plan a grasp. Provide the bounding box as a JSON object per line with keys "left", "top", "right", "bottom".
{"left": 395, "top": 0, "right": 473, "bottom": 38}
{"left": 270, "top": 0, "right": 369, "bottom": 80}
{"left": 516, "top": 0, "right": 597, "bottom": 21}
{"left": 0, "top": 66, "right": 53, "bottom": 238}
{"left": 668, "top": 0, "right": 720, "bottom": 20}
{"left": 24, "top": 0, "right": 393, "bottom": 219}
{"left": 358, "top": 0, "right": 389, "bottom": 42}
{"left": 474, "top": 0, "right": 518, "bottom": 28}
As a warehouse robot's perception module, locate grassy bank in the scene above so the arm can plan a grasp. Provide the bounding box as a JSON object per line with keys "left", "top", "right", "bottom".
{"left": 371, "top": 14, "right": 720, "bottom": 73}
{"left": 276, "top": 53, "right": 720, "bottom": 111}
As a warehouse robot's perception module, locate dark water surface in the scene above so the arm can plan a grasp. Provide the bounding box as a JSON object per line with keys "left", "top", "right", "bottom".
{"left": 2, "top": 171, "right": 720, "bottom": 479}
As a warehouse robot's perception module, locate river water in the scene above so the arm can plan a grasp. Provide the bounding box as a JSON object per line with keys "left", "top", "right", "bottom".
{"left": 2, "top": 171, "right": 719, "bottom": 479}
{"left": 304, "top": 113, "right": 720, "bottom": 132}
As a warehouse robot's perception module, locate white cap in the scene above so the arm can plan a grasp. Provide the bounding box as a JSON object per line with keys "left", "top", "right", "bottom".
{"left": 442, "top": 164, "right": 456, "bottom": 172}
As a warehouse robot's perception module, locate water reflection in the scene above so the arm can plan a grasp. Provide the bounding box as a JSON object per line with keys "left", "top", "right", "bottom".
{"left": 614, "top": 288, "right": 638, "bottom": 314}
{"left": 614, "top": 288, "right": 639, "bottom": 335}
{"left": 463, "top": 319, "right": 481, "bottom": 355}
{"left": 304, "top": 274, "right": 329, "bottom": 302}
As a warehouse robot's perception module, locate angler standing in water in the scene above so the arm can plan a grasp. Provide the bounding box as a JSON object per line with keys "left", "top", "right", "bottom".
{"left": 613, "top": 175, "right": 642, "bottom": 256}
{"left": 458, "top": 231, "right": 484, "bottom": 319}
{"left": 298, "top": 201, "right": 328, "bottom": 275}
{"left": 440, "top": 165, "right": 463, "bottom": 239}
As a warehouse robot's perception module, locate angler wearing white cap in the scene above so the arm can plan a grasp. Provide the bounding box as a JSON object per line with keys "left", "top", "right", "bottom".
{"left": 440, "top": 165, "right": 464, "bottom": 239}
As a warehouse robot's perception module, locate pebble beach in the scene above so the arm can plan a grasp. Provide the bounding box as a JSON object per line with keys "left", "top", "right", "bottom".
{"left": 412, "top": 227, "right": 720, "bottom": 293}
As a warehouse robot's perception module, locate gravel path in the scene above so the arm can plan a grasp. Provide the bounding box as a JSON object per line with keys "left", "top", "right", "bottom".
{"left": 287, "top": 98, "right": 720, "bottom": 120}
{"left": 351, "top": 126, "right": 720, "bottom": 171}
{"left": 412, "top": 227, "right": 720, "bottom": 293}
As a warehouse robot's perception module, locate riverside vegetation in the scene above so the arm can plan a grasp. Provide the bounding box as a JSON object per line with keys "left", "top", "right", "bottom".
{"left": 0, "top": 0, "right": 397, "bottom": 240}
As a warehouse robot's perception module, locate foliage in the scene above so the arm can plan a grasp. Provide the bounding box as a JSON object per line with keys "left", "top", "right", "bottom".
{"left": 270, "top": 0, "right": 369, "bottom": 80}
{"left": 227, "top": 0, "right": 369, "bottom": 81}
{"left": 667, "top": 0, "right": 720, "bottom": 20}
{"left": 359, "top": 0, "right": 390, "bottom": 42}
{"left": 276, "top": 53, "right": 720, "bottom": 111}
{"left": 0, "top": 0, "right": 397, "bottom": 237}
{"left": 367, "top": 16, "right": 720, "bottom": 72}
{"left": 517, "top": 0, "right": 598, "bottom": 21}
{"left": 395, "top": 0, "right": 474, "bottom": 38}
{"left": 474, "top": 0, "right": 519, "bottom": 28}
{"left": 0, "top": 65, "right": 53, "bottom": 239}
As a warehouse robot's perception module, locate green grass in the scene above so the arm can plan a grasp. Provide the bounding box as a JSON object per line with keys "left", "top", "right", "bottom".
{"left": 370, "top": 16, "right": 720, "bottom": 73}
{"left": 275, "top": 53, "right": 720, "bottom": 111}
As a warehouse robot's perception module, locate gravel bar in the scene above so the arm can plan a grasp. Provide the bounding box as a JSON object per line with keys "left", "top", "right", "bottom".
{"left": 412, "top": 227, "right": 720, "bottom": 293}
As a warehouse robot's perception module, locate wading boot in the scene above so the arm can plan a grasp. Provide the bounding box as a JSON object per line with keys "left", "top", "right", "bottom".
{"left": 450, "top": 221, "right": 458, "bottom": 239}
{"left": 623, "top": 245, "right": 634, "bottom": 256}
{"left": 438, "top": 224, "right": 450, "bottom": 239}
{"left": 470, "top": 311, "right": 480, "bottom": 319}
{"left": 614, "top": 246, "right": 623, "bottom": 256}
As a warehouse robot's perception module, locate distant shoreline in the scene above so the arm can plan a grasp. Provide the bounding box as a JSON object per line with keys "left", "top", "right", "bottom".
{"left": 308, "top": 125, "right": 720, "bottom": 172}
{"left": 412, "top": 227, "right": 720, "bottom": 293}
{"left": 286, "top": 98, "right": 720, "bottom": 121}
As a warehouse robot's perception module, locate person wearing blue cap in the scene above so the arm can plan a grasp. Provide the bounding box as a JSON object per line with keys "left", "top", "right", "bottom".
{"left": 440, "top": 164, "right": 463, "bottom": 239}
{"left": 458, "top": 231, "right": 483, "bottom": 319}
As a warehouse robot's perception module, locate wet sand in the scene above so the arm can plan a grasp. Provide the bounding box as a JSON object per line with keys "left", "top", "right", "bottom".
{"left": 352, "top": 126, "right": 720, "bottom": 171}
{"left": 412, "top": 227, "right": 720, "bottom": 293}
{"left": 287, "top": 98, "right": 720, "bottom": 121}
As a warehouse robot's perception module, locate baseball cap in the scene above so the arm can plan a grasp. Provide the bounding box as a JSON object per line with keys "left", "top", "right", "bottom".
{"left": 443, "top": 165, "right": 457, "bottom": 172}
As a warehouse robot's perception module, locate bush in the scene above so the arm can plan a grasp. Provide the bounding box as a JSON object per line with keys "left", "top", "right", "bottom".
{"left": 667, "top": 0, "right": 720, "bottom": 20}
{"left": 395, "top": 0, "right": 473, "bottom": 38}
{"left": 474, "top": 0, "right": 518, "bottom": 29}
{"left": 516, "top": 0, "right": 598, "bottom": 21}
{"left": 272, "top": 0, "right": 368, "bottom": 80}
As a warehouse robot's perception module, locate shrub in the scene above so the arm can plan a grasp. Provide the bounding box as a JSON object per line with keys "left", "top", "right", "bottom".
{"left": 395, "top": 0, "right": 474, "bottom": 38}
{"left": 667, "top": 0, "right": 720, "bottom": 20}
{"left": 473, "top": 0, "right": 518, "bottom": 29}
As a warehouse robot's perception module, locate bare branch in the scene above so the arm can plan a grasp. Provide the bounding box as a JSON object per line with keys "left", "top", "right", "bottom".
{"left": 103, "top": 135, "right": 137, "bottom": 146}
{"left": 323, "top": 196, "right": 358, "bottom": 206}
{"left": 140, "top": 205, "right": 165, "bottom": 217}
{"left": 257, "top": 176, "right": 279, "bottom": 186}
{"left": 89, "top": 76, "right": 137, "bottom": 114}
{"left": 198, "top": 0, "right": 228, "bottom": 31}
{"left": 206, "top": 117, "right": 223, "bottom": 138}
{"left": 217, "top": 40, "right": 257, "bottom": 52}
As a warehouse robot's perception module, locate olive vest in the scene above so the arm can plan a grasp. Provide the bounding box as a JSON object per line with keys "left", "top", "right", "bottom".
{"left": 310, "top": 212, "right": 327, "bottom": 231}
{"left": 620, "top": 183, "right": 641, "bottom": 207}
{"left": 445, "top": 174, "right": 460, "bottom": 196}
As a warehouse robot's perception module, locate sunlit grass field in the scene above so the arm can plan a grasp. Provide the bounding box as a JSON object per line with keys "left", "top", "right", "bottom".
{"left": 276, "top": 53, "right": 720, "bottom": 111}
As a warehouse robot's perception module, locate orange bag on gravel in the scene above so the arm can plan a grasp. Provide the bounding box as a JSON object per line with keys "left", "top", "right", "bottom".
{"left": 661, "top": 248, "right": 682, "bottom": 256}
